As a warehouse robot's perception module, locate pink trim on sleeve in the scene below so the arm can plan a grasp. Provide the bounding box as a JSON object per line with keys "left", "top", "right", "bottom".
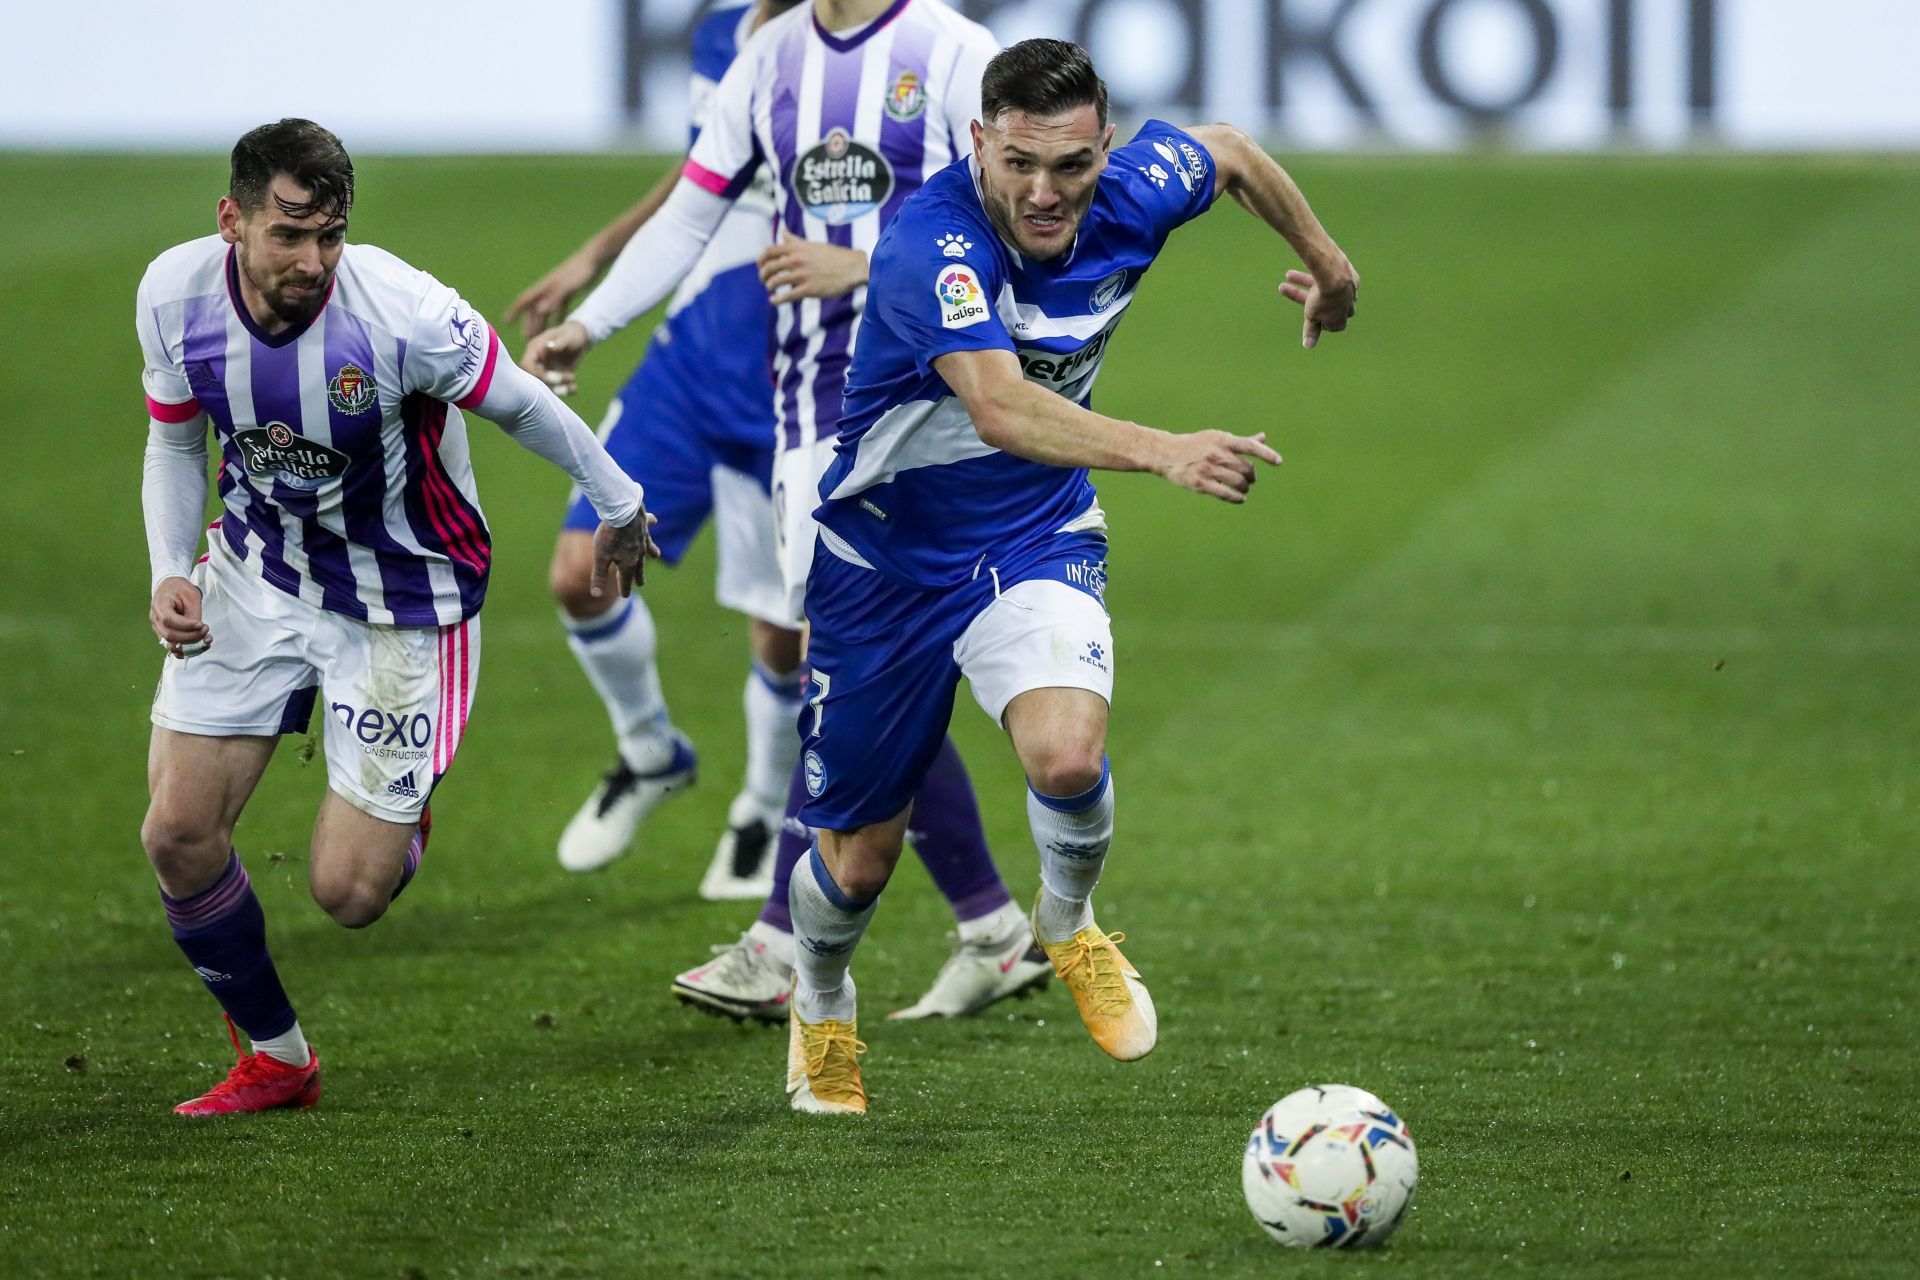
{"left": 453, "top": 327, "right": 501, "bottom": 410}
{"left": 681, "top": 159, "right": 736, "bottom": 195}
{"left": 146, "top": 394, "right": 202, "bottom": 424}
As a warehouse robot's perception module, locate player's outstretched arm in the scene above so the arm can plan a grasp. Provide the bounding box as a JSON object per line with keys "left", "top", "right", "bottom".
{"left": 506, "top": 163, "right": 683, "bottom": 340}
{"left": 935, "top": 348, "right": 1281, "bottom": 505}
{"left": 472, "top": 360, "right": 662, "bottom": 593}
{"left": 520, "top": 176, "right": 735, "bottom": 395}
{"left": 1186, "top": 123, "right": 1358, "bottom": 349}
{"left": 142, "top": 414, "right": 213, "bottom": 657}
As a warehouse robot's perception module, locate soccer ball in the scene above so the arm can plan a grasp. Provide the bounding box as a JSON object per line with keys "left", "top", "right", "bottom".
{"left": 1241, "top": 1084, "right": 1418, "bottom": 1249}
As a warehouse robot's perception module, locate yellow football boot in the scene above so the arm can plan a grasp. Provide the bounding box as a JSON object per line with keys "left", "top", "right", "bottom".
{"left": 1034, "top": 899, "right": 1158, "bottom": 1062}
{"left": 786, "top": 1001, "right": 868, "bottom": 1115}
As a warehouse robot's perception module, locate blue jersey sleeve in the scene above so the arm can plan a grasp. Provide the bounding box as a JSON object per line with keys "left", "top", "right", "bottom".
{"left": 1106, "top": 120, "right": 1218, "bottom": 244}
{"left": 869, "top": 221, "right": 1014, "bottom": 377}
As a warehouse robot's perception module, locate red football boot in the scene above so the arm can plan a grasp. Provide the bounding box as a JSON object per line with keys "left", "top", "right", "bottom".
{"left": 173, "top": 1017, "right": 322, "bottom": 1116}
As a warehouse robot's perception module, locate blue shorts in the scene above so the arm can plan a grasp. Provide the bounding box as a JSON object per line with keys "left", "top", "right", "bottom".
{"left": 798, "top": 529, "right": 1115, "bottom": 832}
{"left": 563, "top": 354, "right": 775, "bottom": 564}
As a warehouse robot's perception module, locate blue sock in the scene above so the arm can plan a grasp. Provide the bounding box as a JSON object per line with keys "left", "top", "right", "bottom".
{"left": 160, "top": 852, "right": 298, "bottom": 1041}
{"left": 756, "top": 759, "right": 814, "bottom": 935}
{"left": 906, "top": 736, "right": 1012, "bottom": 923}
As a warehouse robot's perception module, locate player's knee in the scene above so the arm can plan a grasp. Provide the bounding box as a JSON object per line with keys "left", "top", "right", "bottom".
{"left": 140, "top": 812, "right": 230, "bottom": 888}
{"left": 1025, "top": 742, "right": 1105, "bottom": 801}
{"left": 749, "top": 619, "right": 804, "bottom": 676}
{"left": 549, "top": 559, "right": 603, "bottom": 620}
{"left": 310, "top": 867, "right": 392, "bottom": 930}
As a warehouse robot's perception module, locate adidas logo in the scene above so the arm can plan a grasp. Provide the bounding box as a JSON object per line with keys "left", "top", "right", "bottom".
{"left": 192, "top": 965, "right": 231, "bottom": 983}
{"left": 387, "top": 770, "right": 421, "bottom": 800}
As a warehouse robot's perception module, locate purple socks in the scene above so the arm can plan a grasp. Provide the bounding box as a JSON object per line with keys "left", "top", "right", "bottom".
{"left": 160, "top": 852, "right": 298, "bottom": 1041}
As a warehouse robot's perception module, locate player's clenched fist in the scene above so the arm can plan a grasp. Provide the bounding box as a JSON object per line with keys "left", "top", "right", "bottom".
{"left": 150, "top": 575, "right": 211, "bottom": 659}
{"left": 521, "top": 320, "right": 593, "bottom": 397}
{"left": 1154, "top": 430, "right": 1283, "bottom": 504}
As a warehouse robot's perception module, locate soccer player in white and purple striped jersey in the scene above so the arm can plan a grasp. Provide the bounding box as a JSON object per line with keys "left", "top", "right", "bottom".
{"left": 138, "top": 119, "right": 653, "bottom": 1116}
{"left": 527, "top": 0, "right": 1053, "bottom": 1024}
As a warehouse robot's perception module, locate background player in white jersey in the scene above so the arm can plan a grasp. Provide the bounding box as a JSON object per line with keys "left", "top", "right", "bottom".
{"left": 524, "top": 0, "right": 1053, "bottom": 1024}
{"left": 508, "top": 0, "right": 806, "bottom": 896}
{"left": 779, "top": 40, "right": 1359, "bottom": 1112}
{"left": 139, "top": 120, "right": 653, "bottom": 1115}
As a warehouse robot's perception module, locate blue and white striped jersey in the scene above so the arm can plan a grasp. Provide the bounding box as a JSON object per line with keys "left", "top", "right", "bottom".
{"left": 817, "top": 121, "right": 1219, "bottom": 587}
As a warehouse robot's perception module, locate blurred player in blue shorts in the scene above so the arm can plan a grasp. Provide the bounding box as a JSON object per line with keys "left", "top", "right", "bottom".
{"left": 522, "top": 0, "right": 1056, "bottom": 1023}
{"left": 780, "top": 38, "right": 1360, "bottom": 1111}
{"left": 514, "top": 0, "right": 803, "bottom": 898}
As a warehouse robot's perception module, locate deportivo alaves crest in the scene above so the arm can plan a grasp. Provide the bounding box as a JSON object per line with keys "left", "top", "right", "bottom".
{"left": 234, "top": 422, "right": 349, "bottom": 491}
{"left": 793, "top": 128, "right": 894, "bottom": 225}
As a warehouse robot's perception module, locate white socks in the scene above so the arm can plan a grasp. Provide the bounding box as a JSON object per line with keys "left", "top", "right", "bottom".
{"left": 252, "top": 1020, "right": 311, "bottom": 1067}
{"left": 747, "top": 918, "right": 796, "bottom": 967}
{"left": 788, "top": 847, "right": 875, "bottom": 1023}
{"left": 561, "top": 598, "right": 676, "bottom": 772}
{"left": 958, "top": 899, "right": 1026, "bottom": 945}
{"left": 742, "top": 661, "right": 805, "bottom": 816}
{"left": 1029, "top": 759, "right": 1115, "bottom": 943}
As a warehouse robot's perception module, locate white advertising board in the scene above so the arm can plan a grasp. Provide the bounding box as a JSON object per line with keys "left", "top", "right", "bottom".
{"left": 3, "top": 0, "right": 1917, "bottom": 151}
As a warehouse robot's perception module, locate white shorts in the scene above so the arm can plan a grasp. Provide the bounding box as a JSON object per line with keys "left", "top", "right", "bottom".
{"left": 151, "top": 544, "right": 479, "bottom": 824}
{"left": 955, "top": 579, "right": 1116, "bottom": 725}
{"left": 709, "top": 462, "right": 790, "bottom": 627}
{"left": 770, "top": 438, "right": 839, "bottom": 629}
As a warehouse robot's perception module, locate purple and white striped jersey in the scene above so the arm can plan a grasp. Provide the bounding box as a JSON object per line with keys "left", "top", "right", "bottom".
{"left": 683, "top": 0, "right": 998, "bottom": 451}
{"left": 137, "top": 236, "right": 505, "bottom": 627}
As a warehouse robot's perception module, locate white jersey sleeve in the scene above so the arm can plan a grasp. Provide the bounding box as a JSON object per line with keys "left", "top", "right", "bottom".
{"left": 404, "top": 280, "right": 500, "bottom": 407}
{"left": 135, "top": 266, "right": 198, "bottom": 417}
{"left": 684, "top": 40, "right": 763, "bottom": 198}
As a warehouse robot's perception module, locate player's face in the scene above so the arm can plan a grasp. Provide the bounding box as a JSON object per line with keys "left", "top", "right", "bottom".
{"left": 971, "top": 106, "right": 1114, "bottom": 261}
{"left": 217, "top": 175, "right": 347, "bottom": 326}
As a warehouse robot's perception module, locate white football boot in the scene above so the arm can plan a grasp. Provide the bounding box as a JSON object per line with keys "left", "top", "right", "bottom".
{"left": 888, "top": 917, "right": 1053, "bottom": 1020}
{"left": 698, "top": 792, "right": 782, "bottom": 901}
{"left": 556, "top": 733, "right": 697, "bottom": 873}
{"left": 671, "top": 930, "right": 793, "bottom": 1025}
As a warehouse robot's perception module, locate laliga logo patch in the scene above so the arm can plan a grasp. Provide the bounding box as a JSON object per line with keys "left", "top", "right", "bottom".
{"left": 793, "top": 127, "right": 895, "bottom": 226}
{"left": 327, "top": 361, "right": 377, "bottom": 415}
{"left": 936, "top": 267, "right": 988, "bottom": 329}
{"left": 1090, "top": 269, "right": 1127, "bottom": 313}
{"left": 884, "top": 69, "right": 925, "bottom": 122}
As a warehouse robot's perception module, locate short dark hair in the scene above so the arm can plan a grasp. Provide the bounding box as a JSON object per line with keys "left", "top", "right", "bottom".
{"left": 230, "top": 118, "right": 355, "bottom": 222}
{"left": 980, "top": 39, "right": 1108, "bottom": 129}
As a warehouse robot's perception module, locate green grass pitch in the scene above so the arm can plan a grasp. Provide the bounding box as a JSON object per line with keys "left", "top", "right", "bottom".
{"left": 0, "top": 151, "right": 1915, "bottom": 1277}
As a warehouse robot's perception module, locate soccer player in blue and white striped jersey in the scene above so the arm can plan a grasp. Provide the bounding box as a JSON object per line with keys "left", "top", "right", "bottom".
{"left": 137, "top": 119, "right": 653, "bottom": 1115}
{"left": 781, "top": 40, "right": 1359, "bottom": 1112}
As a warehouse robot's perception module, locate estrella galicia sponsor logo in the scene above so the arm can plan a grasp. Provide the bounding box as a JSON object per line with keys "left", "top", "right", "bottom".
{"left": 1080, "top": 639, "right": 1109, "bottom": 673}
{"left": 1090, "top": 268, "right": 1127, "bottom": 313}
{"left": 329, "top": 700, "right": 433, "bottom": 763}
{"left": 884, "top": 69, "right": 925, "bottom": 122}
{"left": 1015, "top": 327, "right": 1113, "bottom": 392}
{"left": 803, "top": 749, "right": 826, "bottom": 797}
{"left": 326, "top": 361, "right": 377, "bottom": 415}
{"left": 234, "top": 422, "right": 350, "bottom": 491}
{"left": 936, "top": 266, "right": 989, "bottom": 329}
{"left": 1064, "top": 560, "right": 1108, "bottom": 601}
{"left": 386, "top": 770, "right": 422, "bottom": 800}
{"left": 793, "top": 128, "right": 894, "bottom": 225}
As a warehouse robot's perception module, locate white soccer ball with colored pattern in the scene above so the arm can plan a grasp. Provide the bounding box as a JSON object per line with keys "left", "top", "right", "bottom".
{"left": 1241, "top": 1084, "right": 1418, "bottom": 1249}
